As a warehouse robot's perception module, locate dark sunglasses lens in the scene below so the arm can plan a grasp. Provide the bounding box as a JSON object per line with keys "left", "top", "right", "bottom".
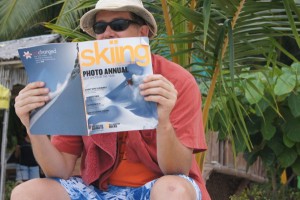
{"left": 93, "top": 23, "right": 107, "bottom": 34}
{"left": 110, "top": 20, "right": 130, "bottom": 31}
{"left": 93, "top": 20, "right": 132, "bottom": 34}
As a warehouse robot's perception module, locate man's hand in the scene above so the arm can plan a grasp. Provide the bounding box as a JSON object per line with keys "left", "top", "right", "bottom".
{"left": 139, "top": 74, "right": 177, "bottom": 124}
{"left": 14, "top": 81, "right": 50, "bottom": 133}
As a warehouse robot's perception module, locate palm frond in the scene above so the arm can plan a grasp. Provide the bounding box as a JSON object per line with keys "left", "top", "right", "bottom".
{"left": 0, "top": 0, "right": 52, "bottom": 39}
{"left": 43, "top": 22, "right": 93, "bottom": 42}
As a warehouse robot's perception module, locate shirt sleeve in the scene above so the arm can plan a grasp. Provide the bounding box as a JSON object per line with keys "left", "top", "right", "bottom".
{"left": 51, "top": 135, "right": 83, "bottom": 157}
{"left": 170, "top": 75, "right": 207, "bottom": 153}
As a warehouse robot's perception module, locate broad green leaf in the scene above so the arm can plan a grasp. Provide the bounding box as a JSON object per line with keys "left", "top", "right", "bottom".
{"left": 283, "top": 133, "right": 295, "bottom": 148}
{"left": 259, "top": 147, "right": 276, "bottom": 167}
{"left": 267, "top": 134, "right": 285, "bottom": 156}
{"left": 245, "top": 79, "right": 264, "bottom": 104}
{"left": 288, "top": 93, "right": 300, "bottom": 117}
{"left": 291, "top": 158, "right": 300, "bottom": 176}
{"left": 261, "top": 121, "right": 276, "bottom": 140}
{"left": 274, "top": 73, "right": 296, "bottom": 96}
{"left": 278, "top": 148, "right": 297, "bottom": 168}
{"left": 284, "top": 118, "right": 300, "bottom": 142}
{"left": 255, "top": 98, "right": 270, "bottom": 117}
{"left": 291, "top": 62, "right": 300, "bottom": 72}
{"left": 245, "top": 114, "right": 262, "bottom": 135}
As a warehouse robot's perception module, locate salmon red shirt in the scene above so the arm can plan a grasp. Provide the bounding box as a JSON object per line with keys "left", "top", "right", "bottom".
{"left": 51, "top": 54, "right": 210, "bottom": 199}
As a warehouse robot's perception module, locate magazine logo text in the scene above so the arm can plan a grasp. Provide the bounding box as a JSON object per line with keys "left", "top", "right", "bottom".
{"left": 79, "top": 40, "right": 150, "bottom": 67}
{"left": 23, "top": 48, "right": 57, "bottom": 59}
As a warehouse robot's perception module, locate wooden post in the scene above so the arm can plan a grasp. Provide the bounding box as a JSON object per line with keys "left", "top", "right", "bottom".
{"left": 0, "top": 109, "right": 9, "bottom": 200}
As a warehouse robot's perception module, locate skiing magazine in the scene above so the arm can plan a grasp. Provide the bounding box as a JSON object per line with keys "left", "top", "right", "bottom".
{"left": 18, "top": 37, "right": 158, "bottom": 135}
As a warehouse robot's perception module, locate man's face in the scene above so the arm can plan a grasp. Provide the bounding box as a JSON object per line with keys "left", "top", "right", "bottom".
{"left": 95, "top": 11, "right": 149, "bottom": 40}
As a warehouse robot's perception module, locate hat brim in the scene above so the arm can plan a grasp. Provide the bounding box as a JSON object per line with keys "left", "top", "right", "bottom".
{"left": 80, "top": 6, "right": 157, "bottom": 39}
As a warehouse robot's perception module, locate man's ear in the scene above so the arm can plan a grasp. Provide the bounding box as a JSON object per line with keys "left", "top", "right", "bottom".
{"left": 140, "top": 25, "right": 150, "bottom": 37}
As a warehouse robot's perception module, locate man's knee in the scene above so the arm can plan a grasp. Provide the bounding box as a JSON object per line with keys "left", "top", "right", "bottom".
{"left": 150, "top": 175, "right": 197, "bottom": 200}
{"left": 11, "top": 178, "right": 69, "bottom": 200}
{"left": 11, "top": 179, "right": 35, "bottom": 200}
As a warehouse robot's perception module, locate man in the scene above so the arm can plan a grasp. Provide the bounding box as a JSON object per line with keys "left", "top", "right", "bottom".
{"left": 11, "top": 0, "right": 210, "bottom": 199}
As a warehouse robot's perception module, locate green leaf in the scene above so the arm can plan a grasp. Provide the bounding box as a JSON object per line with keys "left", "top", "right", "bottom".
{"left": 43, "top": 23, "right": 93, "bottom": 41}
{"left": 274, "top": 73, "right": 296, "bottom": 96}
{"left": 291, "top": 62, "right": 300, "bottom": 72}
{"left": 245, "top": 79, "right": 264, "bottom": 104}
{"left": 267, "top": 134, "right": 285, "bottom": 156}
{"left": 291, "top": 158, "right": 300, "bottom": 176}
{"left": 260, "top": 107, "right": 277, "bottom": 140}
{"left": 283, "top": 133, "right": 295, "bottom": 148}
{"left": 255, "top": 98, "right": 270, "bottom": 117}
{"left": 261, "top": 121, "right": 276, "bottom": 140}
{"left": 288, "top": 93, "right": 300, "bottom": 117}
{"left": 284, "top": 118, "right": 300, "bottom": 142}
{"left": 245, "top": 114, "right": 262, "bottom": 135}
{"left": 278, "top": 148, "right": 297, "bottom": 168}
{"left": 203, "top": 0, "right": 212, "bottom": 48}
{"left": 260, "top": 147, "right": 276, "bottom": 167}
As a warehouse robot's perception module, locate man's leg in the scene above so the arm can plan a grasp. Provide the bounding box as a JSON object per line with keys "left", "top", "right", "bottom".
{"left": 10, "top": 178, "right": 70, "bottom": 200}
{"left": 150, "top": 175, "right": 200, "bottom": 200}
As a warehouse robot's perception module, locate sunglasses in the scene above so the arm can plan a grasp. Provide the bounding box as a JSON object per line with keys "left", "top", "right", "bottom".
{"left": 93, "top": 19, "right": 140, "bottom": 34}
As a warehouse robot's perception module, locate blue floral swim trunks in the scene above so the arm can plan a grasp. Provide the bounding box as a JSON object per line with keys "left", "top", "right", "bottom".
{"left": 53, "top": 175, "right": 202, "bottom": 200}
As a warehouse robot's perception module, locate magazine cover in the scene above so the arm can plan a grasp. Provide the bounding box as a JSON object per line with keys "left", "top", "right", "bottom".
{"left": 18, "top": 37, "right": 158, "bottom": 135}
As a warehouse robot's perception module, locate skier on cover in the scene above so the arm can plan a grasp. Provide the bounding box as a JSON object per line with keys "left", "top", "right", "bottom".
{"left": 11, "top": 0, "right": 210, "bottom": 199}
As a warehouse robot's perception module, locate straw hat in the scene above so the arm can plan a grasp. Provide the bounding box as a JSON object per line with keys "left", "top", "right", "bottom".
{"left": 80, "top": 0, "right": 157, "bottom": 39}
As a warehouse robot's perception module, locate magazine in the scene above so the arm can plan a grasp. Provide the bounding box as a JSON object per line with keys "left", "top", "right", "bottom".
{"left": 18, "top": 37, "right": 158, "bottom": 135}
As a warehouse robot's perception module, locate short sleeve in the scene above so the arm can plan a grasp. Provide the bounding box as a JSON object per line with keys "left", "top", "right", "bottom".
{"left": 51, "top": 135, "right": 83, "bottom": 157}
{"left": 170, "top": 75, "right": 206, "bottom": 152}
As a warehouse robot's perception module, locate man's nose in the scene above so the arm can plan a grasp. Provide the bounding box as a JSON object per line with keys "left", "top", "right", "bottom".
{"left": 102, "top": 25, "right": 116, "bottom": 38}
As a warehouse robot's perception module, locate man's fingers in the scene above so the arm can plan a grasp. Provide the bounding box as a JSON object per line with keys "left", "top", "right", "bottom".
{"left": 19, "top": 81, "right": 45, "bottom": 94}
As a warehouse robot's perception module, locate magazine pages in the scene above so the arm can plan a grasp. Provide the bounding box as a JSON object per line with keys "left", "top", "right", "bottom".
{"left": 18, "top": 37, "right": 158, "bottom": 135}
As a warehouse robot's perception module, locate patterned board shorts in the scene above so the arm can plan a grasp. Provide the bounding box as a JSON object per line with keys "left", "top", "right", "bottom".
{"left": 53, "top": 175, "right": 202, "bottom": 200}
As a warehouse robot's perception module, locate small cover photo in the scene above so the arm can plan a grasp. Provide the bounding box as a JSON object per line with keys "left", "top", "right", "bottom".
{"left": 18, "top": 37, "right": 158, "bottom": 136}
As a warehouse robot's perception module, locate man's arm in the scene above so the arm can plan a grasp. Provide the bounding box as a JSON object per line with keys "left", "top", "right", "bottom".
{"left": 14, "top": 81, "right": 78, "bottom": 179}
{"left": 140, "top": 75, "right": 193, "bottom": 175}
{"left": 29, "top": 135, "right": 78, "bottom": 179}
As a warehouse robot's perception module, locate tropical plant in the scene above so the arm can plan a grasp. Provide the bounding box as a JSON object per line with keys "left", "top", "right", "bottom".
{"left": 0, "top": 0, "right": 86, "bottom": 40}
{"left": 240, "top": 63, "right": 300, "bottom": 196}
